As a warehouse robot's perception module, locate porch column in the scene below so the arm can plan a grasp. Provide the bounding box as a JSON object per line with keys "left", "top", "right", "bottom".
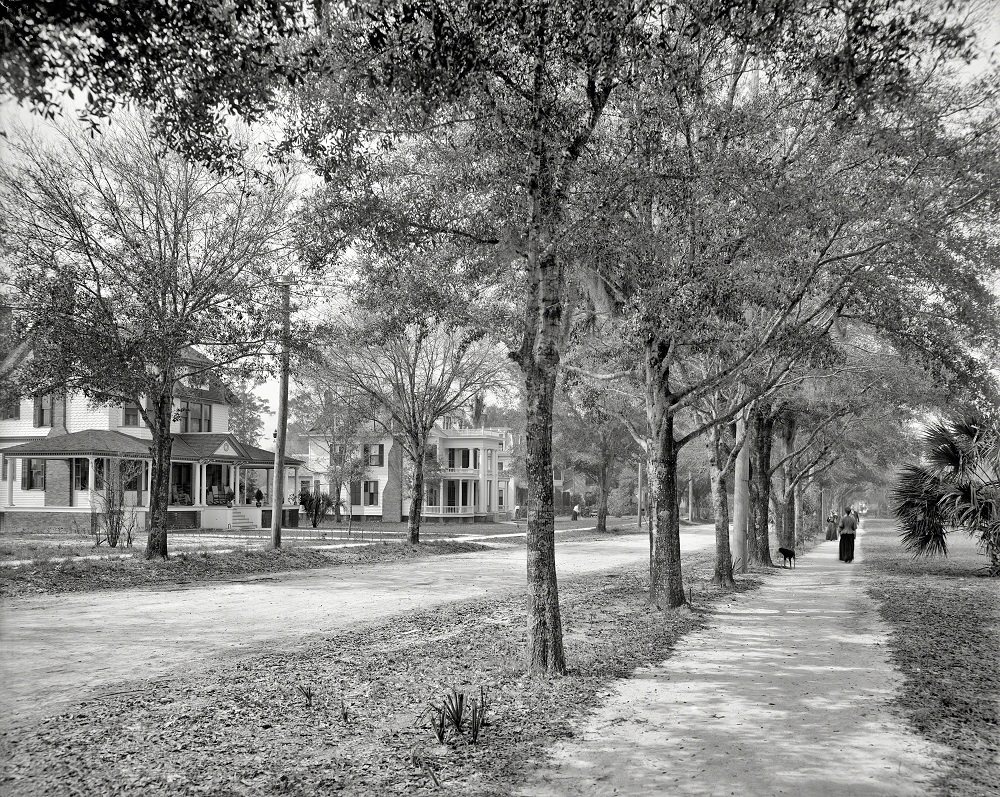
{"left": 192, "top": 463, "right": 201, "bottom": 506}
{"left": 293, "top": 468, "right": 299, "bottom": 503}
{"left": 4, "top": 457, "right": 13, "bottom": 507}
{"left": 234, "top": 465, "right": 241, "bottom": 503}
{"left": 87, "top": 456, "right": 96, "bottom": 507}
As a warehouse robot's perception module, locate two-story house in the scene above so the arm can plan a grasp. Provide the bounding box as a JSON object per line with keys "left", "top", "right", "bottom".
{"left": 301, "top": 414, "right": 512, "bottom": 523}
{"left": 0, "top": 347, "right": 303, "bottom": 534}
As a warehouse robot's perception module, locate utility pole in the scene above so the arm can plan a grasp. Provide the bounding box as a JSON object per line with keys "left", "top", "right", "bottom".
{"left": 271, "top": 277, "right": 291, "bottom": 549}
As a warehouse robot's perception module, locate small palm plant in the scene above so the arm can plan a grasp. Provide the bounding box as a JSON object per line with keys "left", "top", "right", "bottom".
{"left": 893, "top": 413, "right": 1000, "bottom": 575}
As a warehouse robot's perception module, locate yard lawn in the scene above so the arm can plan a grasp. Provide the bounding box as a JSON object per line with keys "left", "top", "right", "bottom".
{"left": 0, "top": 548, "right": 758, "bottom": 797}
{"left": 0, "top": 541, "right": 492, "bottom": 598}
{"left": 863, "top": 525, "right": 1000, "bottom": 797}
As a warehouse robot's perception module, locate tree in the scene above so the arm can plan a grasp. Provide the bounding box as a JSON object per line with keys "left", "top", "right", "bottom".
{"left": 327, "top": 320, "right": 507, "bottom": 544}
{"left": 0, "top": 0, "right": 304, "bottom": 165}
{"left": 894, "top": 413, "right": 1000, "bottom": 575}
{"left": 287, "top": 377, "right": 374, "bottom": 523}
{"left": 228, "top": 381, "right": 271, "bottom": 448}
{"left": 0, "top": 117, "right": 290, "bottom": 558}
{"left": 553, "top": 387, "right": 637, "bottom": 533}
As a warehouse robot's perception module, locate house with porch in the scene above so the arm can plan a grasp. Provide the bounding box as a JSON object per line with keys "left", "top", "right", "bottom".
{"left": 0, "top": 348, "right": 303, "bottom": 534}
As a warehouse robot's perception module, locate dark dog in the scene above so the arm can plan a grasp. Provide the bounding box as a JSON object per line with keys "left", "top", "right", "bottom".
{"left": 778, "top": 547, "right": 796, "bottom": 568}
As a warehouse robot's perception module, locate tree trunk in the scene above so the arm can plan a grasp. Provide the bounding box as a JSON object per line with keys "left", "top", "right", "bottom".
{"left": 596, "top": 459, "right": 609, "bottom": 533}
{"left": 333, "top": 482, "right": 342, "bottom": 522}
{"left": 523, "top": 358, "right": 565, "bottom": 674}
{"left": 645, "top": 343, "right": 685, "bottom": 609}
{"left": 732, "top": 413, "right": 750, "bottom": 572}
{"left": 747, "top": 404, "right": 775, "bottom": 568}
{"left": 407, "top": 442, "right": 424, "bottom": 545}
{"left": 780, "top": 491, "right": 796, "bottom": 549}
{"left": 793, "top": 483, "right": 805, "bottom": 546}
{"left": 710, "top": 425, "right": 734, "bottom": 588}
{"left": 145, "top": 391, "right": 173, "bottom": 559}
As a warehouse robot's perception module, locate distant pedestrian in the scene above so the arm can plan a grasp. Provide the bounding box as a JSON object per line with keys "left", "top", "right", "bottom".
{"left": 826, "top": 511, "right": 839, "bottom": 541}
{"left": 838, "top": 505, "right": 858, "bottom": 562}
{"left": 571, "top": 503, "right": 580, "bottom": 521}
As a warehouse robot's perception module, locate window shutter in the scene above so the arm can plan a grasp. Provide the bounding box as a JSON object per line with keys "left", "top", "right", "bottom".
{"left": 350, "top": 482, "right": 361, "bottom": 505}
{"left": 33, "top": 396, "right": 41, "bottom": 427}
{"left": 377, "top": 444, "right": 384, "bottom": 467}
{"left": 21, "top": 459, "right": 28, "bottom": 490}
{"left": 40, "top": 460, "right": 46, "bottom": 491}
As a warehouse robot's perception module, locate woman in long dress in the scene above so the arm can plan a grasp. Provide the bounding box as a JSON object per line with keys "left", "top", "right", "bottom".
{"left": 826, "top": 511, "right": 839, "bottom": 541}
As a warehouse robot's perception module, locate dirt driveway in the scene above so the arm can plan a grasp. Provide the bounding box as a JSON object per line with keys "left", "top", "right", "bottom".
{"left": 0, "top": 529, "right": 713, "bottom": 730}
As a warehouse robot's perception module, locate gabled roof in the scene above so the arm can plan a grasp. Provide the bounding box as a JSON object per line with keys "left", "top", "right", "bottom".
{"left": 1, "top": 430, "right": 302, "bottom": 467}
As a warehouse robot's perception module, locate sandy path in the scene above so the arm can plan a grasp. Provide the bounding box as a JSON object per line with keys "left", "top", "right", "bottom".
{"left": 521, "top": 528, "right": 943, "bottom": 797}
{"left": 0, "top": 530, "right": 713, "bottom": 731}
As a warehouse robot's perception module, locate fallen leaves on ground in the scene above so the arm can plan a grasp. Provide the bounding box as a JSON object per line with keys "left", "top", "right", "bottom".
{"left": 0, "top": 541, "right": 492, "bottom": 599}
{"left": 0, "top": 550, "right": 759, "bottom": 796}
{"left": 863, "top": 529, "right": 1000, "bottom": 797}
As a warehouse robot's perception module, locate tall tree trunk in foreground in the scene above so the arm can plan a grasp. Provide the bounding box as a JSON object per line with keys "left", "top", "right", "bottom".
{"left": 518, "top": 122, "right": 566, "bottom": 673}
{"left": 146, "top": 389, "right": 173, "bottom": 559}
{"left": 710, "top": 425, "right": 735, "bottom": 588}
{"left": 645, "top": 340, "right": 685, "bottom": 609}
{"left": 748, "top": 405, "right": 775, "bottom": 567}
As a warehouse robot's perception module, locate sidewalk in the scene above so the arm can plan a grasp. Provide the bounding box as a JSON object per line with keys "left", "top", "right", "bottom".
{"left": 521, "top": 532, "right": 943, "bottom": 797}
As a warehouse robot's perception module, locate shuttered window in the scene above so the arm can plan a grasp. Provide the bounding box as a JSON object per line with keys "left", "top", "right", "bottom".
{"left": 33, "top": 394, "right": 52, "bottom": 427}
{"left": 349, "top": 482, "right": 362, "bottom": 505}
{"left": 363, "top": 444, "right": 384, "bottom": 467}
{"left": 364, "top": 480, "right": 379, "bottom": 506}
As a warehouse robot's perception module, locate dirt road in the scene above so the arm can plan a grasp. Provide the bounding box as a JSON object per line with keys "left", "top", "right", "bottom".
{"left": 0, "top": 529, "right": 714, "bottom": 730}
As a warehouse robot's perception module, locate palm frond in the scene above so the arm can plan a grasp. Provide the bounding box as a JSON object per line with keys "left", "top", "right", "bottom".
{"left": 892, "top": 464, "right": 949, "bottom": 558}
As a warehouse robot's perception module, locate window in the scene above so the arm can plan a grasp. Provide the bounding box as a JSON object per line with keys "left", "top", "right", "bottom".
{"left": 461, "top": 448, "right": 470, "bottom": 468}
{"left": 472, "top": 449, "right": 479, "bottom": 469}
{"left": 1, "top": 398, "right": 19, "bottom": 420}
{"left": 498, "top": 487, "right": 505, "bottom": 508}
{"left": 94, "top": 458, "right": 106, "bottom": 489}
{"left": 180, "top": 401, "right": 212, "bottom": 432}
{"left": 33, "top": 394, "right": 52, "bottom": 427}
{"left": 73, "top": 458, "right": 89, "bottom": 491}
{"left": 349, "top": 482, "right": 362, "bottom": 505}
{"left": 122, "top": 402, "right": 141, "bottom": 427}
{"left": 21, "top": 458, "right": 45, "bottom": 490}
{"left": 364, "top": 480, "right": 379, "bottom": 506}
{"left": 487, "top": 480, "right": 492, "bottom": 511}
{"left": 363, "top": 443, "right": 384, "bottom": 467}
{"left": 330, "top": 444, "right": 345, "bottom": 466}
{"left": 486, "top": 450, "right": 493, "bottom": 473}
{"left": 498, "top": 439, "right": 505, "bottom": 451}
{"left": 498, "top": 461, "right": 504, "bottom": 471}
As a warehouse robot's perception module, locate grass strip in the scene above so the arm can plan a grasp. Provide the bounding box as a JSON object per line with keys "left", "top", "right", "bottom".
{"left": 0, "top": 541, "right": 492, "bottom": 599}
{"left": 863, "top": 528, "right": 1000, "bottom": 797}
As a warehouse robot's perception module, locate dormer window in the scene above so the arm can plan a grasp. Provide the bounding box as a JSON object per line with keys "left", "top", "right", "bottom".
{"left": 180, "top": 400, "right": 212, "bottom": 433}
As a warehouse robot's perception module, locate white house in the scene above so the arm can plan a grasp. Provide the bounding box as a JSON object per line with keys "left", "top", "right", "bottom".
{"left": 0, "top": 347, "right": 303, "bottom": 534}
